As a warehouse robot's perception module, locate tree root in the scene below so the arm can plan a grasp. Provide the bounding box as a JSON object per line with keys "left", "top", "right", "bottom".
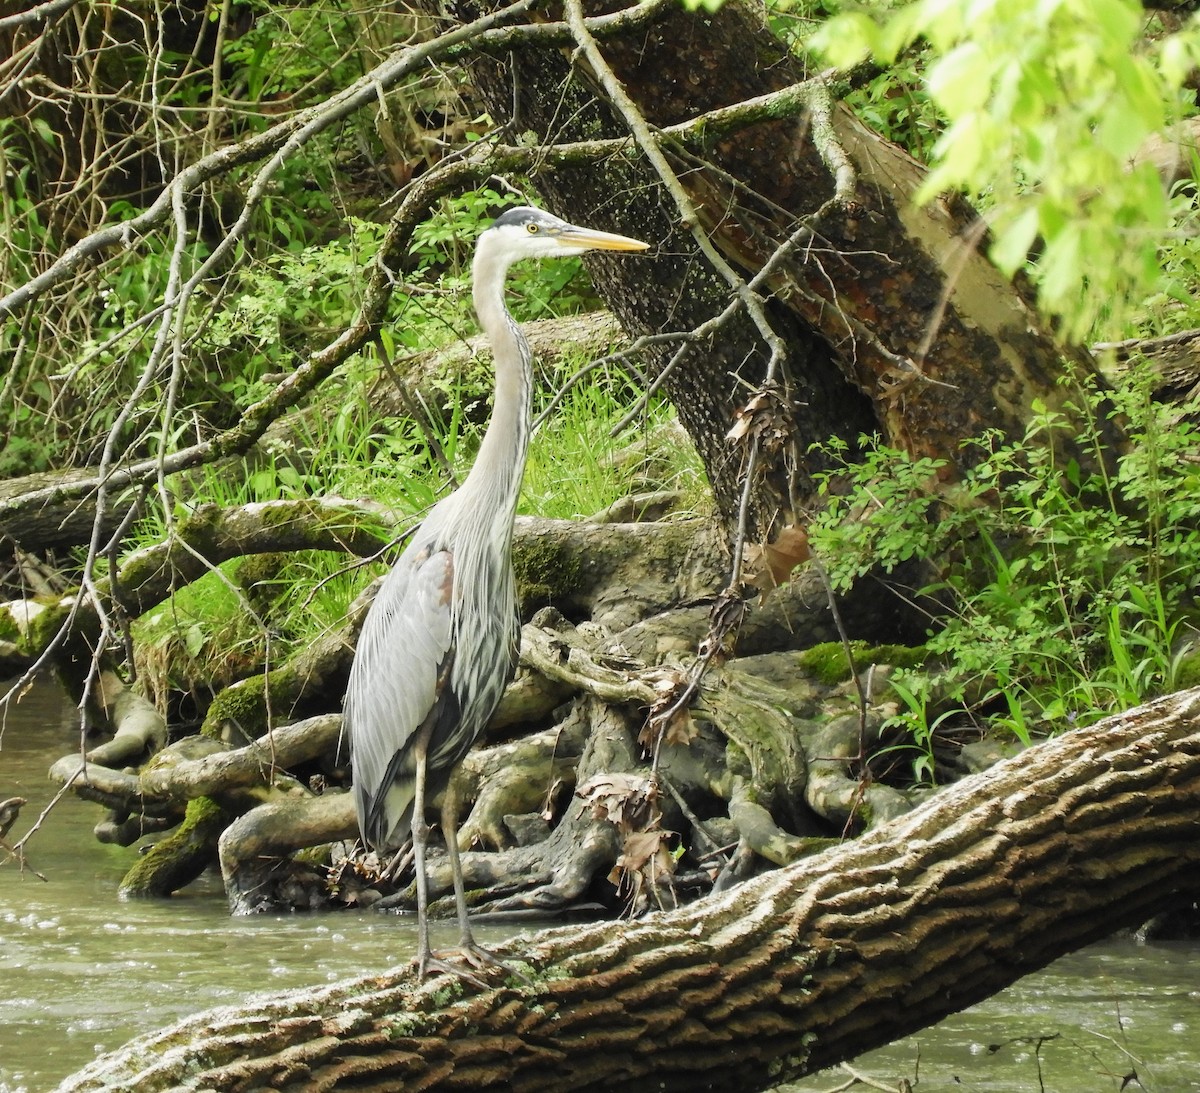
{"left": 395, "top": 699, "right": 641, "bottom": 917}
{"left": 32, "top": 500, "right": 931, "bottom": 919}
{"left": 120, "top": 797, "right": 234, "bottom": 898}
{"left": 47, "top": 604, "right": 929, "bottom": 914}
{"left": 219, "top": 792, "right": 359, "bottom": 914}
{"left": 140, "top": 714, "right": 342, "bottom": 800}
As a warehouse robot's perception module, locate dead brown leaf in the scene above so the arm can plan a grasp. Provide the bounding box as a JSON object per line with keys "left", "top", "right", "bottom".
{"left": 725, "top": 384, "right": 792, "bottom": 455}
{"left": 744, "top": 523, "right": 811, "bottom": 596}
{"left": 579, "top": 773, "right": 676, "bottom": 913}
{"left": 640, "top": 670, "right": 697, "bottom": 752}
{"left": 607, "top": 828, "right": 676, "bottom": 914}
{"left": 662, "top": 705, "right": 696, "bottom": 748}
{"left": 576, "top": 773, "right": 660, "bottom": 835}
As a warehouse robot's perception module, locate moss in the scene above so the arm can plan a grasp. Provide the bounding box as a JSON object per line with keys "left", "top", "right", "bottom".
{"left": 181, "top": 795, "right": 224, "bottom": 827}
{"left": 200, "top": 653, "right": 314, "bottom": 739}
{"left": 118, "top": 796, "right": 228, "bottom": 898}
{"left": 201, "top": 675, "right": 269, "bottom": 739}
{"left": 526, "top": 963, "right": 569, "bottom": 984}
{"left": 258, "top": 499, "right": 390, "bottom": 551}
{"left": 799, "top": 641, "right": 927, "bottom": 686}
{"left": 20, "top": 600, "right": 74, "bottom": 657}
{"left": 430, "top": 978, "right": 466, "bottom": 1008}
{"left": 0, "top": 606, "right": 19, "bottom": 643}
{"left": 236, "top": 552, "right": 287, "bottom": 589}
{"left": 724, "top": 739, "right": 752, "bottom": 780}
{"left": 1176, "top": 648, "right": 1200, "bottom": 691}
{"left": 512, "top": 535, "right": 583, "bottom": 612}
{"left": 384, "top": 1013, "right": 424, "bottom": 1038}
{"left": 179, "top": 502, "right": 222, "bottom": 535}
{"left": 295, "top": 843, "right": 333, "bottom": 868}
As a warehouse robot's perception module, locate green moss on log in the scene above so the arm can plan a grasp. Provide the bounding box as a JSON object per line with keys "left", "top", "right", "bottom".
{"left": 0, "top": 606, "right": 19, "bottom": 643}
{"left": 118, "top": 796, "right": 231, "bottom": 899}
{"left": 1176, "top": 648, "right": 1200, "bottom": 691}
{"left": 799, "top": 641, "right": 927, "bottom": 686}
{"left": 19, "top": 600, "right": 74, "bottom": 657}
{"left": 200, "top": 655, "right": 314, "bottom": 739}
{"left": 512, "top": 535, "right": 583, "bottom": 612}
{"left": 202, "top": 675, "right": 271, "bottom": 739}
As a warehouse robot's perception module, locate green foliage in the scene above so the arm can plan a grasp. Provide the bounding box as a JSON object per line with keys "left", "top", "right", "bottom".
{"left": 523, "top": 368, "right": 705, "bottom": 521}
{"left": 1132, "top": 187, "right": 1200, "bottom": 338}
{"left": 0, "top": 117, "right": 52, "bottom": 289}
{"left": 219, "top": 4, "right": 363, "bottom": 104}
{"left": 767, "top": 0, "right": 943, "bottom": 162}
{"left": 812, "top": 0, "right": 1200, "bottom": 339}
{"left": 809, "top": 373, "right": 1200, "bottom": 754}
{"left": 0, "top": 0, "right": 388, "bottom": 476}
{"left": 202, "top": 217, "right": 386, "bottom": 402}
{"left": 410, "top": 189, "right": 522, "bottom": 282}
{"left": 844, "top": 50, "right": 941, "bottom": 164}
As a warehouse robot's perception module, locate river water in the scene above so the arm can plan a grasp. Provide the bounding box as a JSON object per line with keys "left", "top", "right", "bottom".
{"left": 1, "top": 681, "right": 1197, "bottom": 1092}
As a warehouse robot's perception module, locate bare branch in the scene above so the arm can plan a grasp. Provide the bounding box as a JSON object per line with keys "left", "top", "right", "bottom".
{"left": 0, "top": 0, "right": 78, "bottom": 32}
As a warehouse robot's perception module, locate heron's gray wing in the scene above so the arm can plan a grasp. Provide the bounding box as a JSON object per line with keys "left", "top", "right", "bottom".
{"left": 344, "top": 544, "right": 455, "bottom": 849}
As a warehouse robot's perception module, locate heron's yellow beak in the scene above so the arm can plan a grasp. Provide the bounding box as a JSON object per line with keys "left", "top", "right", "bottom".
{"left": 557, "top": 226, "right": 650, "bottom": 252}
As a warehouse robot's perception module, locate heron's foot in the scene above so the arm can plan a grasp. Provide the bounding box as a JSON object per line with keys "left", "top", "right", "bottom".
{"left": 419, "top": 942, "right": 530, "bottom": 987}
{"left": 380, "top": 844, "right": 413, "bottom": 884}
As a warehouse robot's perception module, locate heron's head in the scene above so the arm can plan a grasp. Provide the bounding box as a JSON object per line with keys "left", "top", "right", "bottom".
{"left": 480, "top": 206, "right": 649, "bottom": 262}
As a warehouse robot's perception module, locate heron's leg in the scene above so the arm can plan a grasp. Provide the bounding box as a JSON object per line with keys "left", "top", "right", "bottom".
{"left": 440, "top": 781, "right": 475, "bottom": 950}
{"left": 410, "top": 739, "right": 434, "bottom": 979}
{"left": 433, "top": 784, "right": 526, "bottom": 982}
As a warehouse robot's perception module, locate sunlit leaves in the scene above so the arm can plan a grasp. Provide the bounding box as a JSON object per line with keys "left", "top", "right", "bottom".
{"left": 814, "top": 0, "right": 1200, "bottom": 339}
{"left": 807, "top": 376, "right": 1200, "bottom": 739}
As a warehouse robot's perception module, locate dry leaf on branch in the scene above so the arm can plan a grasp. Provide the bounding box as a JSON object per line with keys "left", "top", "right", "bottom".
{"left": 577, "top": 772, "right": 661, "bottom": 835}
{"left": 607, "top": 828, "right": 676, "bottom": 914}
{"left": 743, "top": 523, "right": 811, "bottom": 596}
{"left": 640, "top": 671, "right": 697, "bottom": 752}
{"left": 578, "top": 773, "right": 676, "bottom": 913}
{"left": 725, "top": 383, "right": 792, "bottom": 455}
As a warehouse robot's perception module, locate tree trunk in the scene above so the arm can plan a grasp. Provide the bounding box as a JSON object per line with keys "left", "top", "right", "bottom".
{"left": 448, "top": 0, "right": 1120, "bottom": 543}
{"left": 59, "top": 687, "right": 1200, "bottom": 1092}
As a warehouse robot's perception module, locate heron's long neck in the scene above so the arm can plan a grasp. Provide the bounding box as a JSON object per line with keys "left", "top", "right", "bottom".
{"left": 460, "top": 245, "right": 532, "bottom": 534}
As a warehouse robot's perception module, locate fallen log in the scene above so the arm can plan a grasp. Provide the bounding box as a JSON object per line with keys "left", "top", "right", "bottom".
{"left": 58, "top": 686, "right": 1200, "bottom": 1092}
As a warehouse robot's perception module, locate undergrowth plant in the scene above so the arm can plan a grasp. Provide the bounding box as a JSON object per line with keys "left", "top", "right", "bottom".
{"left": 809, "top": 371, "right": 1200, "bottom": 770}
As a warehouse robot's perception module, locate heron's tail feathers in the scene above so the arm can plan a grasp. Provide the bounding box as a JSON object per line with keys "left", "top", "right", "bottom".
{"left": 357, "top": 774, "right": 415, "bottom": 854}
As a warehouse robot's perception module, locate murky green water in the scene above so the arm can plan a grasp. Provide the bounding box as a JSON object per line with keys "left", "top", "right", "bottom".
{"left": 785, "top": 940, "right": 1200, "bottom": 1091}
{"left": 2, "top": 681, "right": 1198, "bottom": 1092}
{"left": 0, "top": 682, "right": 462, "bottom": 1091}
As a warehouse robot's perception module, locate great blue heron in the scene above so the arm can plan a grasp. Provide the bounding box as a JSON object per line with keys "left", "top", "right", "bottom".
{"left": 344, "top": 205, "right": 648, "bottom": 978}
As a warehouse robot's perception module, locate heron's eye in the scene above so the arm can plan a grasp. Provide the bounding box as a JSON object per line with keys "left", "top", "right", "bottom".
{"left": 526, "top": 223, "right": 539, "bottom": 234}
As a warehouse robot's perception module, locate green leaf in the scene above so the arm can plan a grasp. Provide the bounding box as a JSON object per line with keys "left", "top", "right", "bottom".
{"left": 810, "top": 13, "right": 883, "bottom": 68}
{"left": 185, "top": 624, "right": 206, "bottom": 659}
{"left": 990, "top": 206, "right": 1041, "bottom": 277}
{"left": 31, "top": 117, "right": 57, "bottom": 148}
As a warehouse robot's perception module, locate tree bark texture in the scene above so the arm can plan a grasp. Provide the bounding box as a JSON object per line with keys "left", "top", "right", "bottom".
{"left": 445, "top": 0, "right": 1120, "bottom": 543}
{"left": 60, "top": 686, "right": 1200, "bottom": 1092}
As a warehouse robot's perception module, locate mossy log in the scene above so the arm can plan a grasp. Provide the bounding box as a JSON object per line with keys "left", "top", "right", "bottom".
{"left": 58, "top": 686, "right": 1200, "bottom": 1092}
{"left": 118, "top": 796, "right": 233, "bottom": 898}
